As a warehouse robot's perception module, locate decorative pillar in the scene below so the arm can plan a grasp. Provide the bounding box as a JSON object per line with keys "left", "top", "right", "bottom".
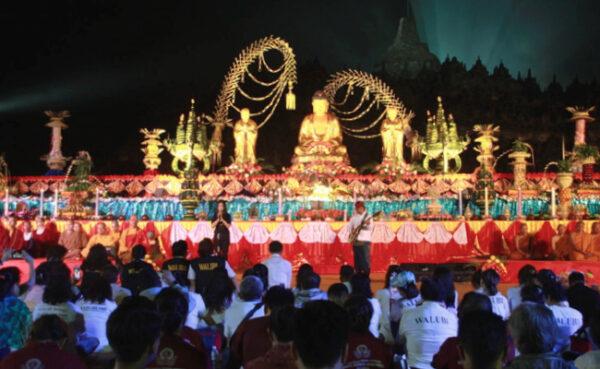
{"left": 41, "top": 110, "right": 71, "bottom": 175}
{"left": 566, "top": 106, "right": 596, "bottom": 147}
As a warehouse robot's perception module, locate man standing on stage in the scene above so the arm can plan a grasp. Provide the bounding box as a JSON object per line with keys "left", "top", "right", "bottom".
{"left": 348, "top": 201, "right": 373, "bottom": 275}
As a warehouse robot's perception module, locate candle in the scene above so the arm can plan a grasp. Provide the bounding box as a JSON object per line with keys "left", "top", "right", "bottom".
{"left": 517, "top": 187, "right": 523, "bottom": 217}
{"left": 4, "top": 188, "right": 8, "bottom": 216}
{"left": 484, "top": 187, "right": 489, "bottom": 217}
{"left": 39, "top": 192, "right": 44, "bottom": 217}
{"left": 278, "top": 188, "right": 282, "bottom": 216}
{"left": 353, "top": 189, "right": 357, "bottom": 204}
{"left": 95, "top": 188, "right": 100, "bottom": 218}
{"left": 344, "top": 209, "right": 348, "bottom": 221}
{"left": 458, "top": 189, "right": 463, "bottom": 217}
{"left": 551, "top": 187, "right": 556, "bottom": 217}
{"left": 54, "top": 191, "right": 59, "bottom": 218}
{"left": 562, "top": 136, "right": 565, "bottom": 160}
{"left": 288, "top": 209, "right": 292, "bottom": 221}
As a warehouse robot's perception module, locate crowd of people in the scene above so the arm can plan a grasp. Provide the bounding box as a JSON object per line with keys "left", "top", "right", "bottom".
{"left": 1, "top": 220, "right": 600, "bottom": 368}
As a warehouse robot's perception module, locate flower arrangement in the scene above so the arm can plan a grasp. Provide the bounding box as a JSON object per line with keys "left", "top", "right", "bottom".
{"left": 286, "top": 160, "right": 356, "bottom": 183}
{"left": 375, "top": 159, "right": 412, "bottom": 181}
{"left": 225, "top": 162, "right": 263, "bottom": 177}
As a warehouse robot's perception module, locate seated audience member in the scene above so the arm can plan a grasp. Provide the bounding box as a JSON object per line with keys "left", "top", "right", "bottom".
{"left": 77, "top": 275, "right": 117, "bottom": 353}
{"left": 478, "top": 269, "right": 509, "bottom": 320}
{"left": 294, "top": 271, "right": 327, "bottom": 308}
{"left": 340, "top": 265, "right": 355, "bottom": 294}
{"left": 262, "top": 241, "right": 292, "bottom": 288}
{"left": 252, "top": 263, "right": 269, "bottom": 292}
{"left": 575, "top": 313, "right": 600, "bottom": 369}
{"left": 389, "top": 271, "right": 421, "bottom": 340}
{"left": 292, "top": 264, "right": 314, "bottom": 295}
{"left": 350, "top": 272, "right": 382, "bottom": 339}
{"left": 432, "top": 292, "right": 494, "bottom": 369}
{"left": 507, "top": 304, "right": 574, "bottom": 368}
{"left": 520, "top": 283, "right": 546, "bottom": 305}
{"left": 1, "top": 250, "right": 36, "bottom": 295}
{"left": 200, "top": 268, "right": 235, "bottom": 331}
{"left": 0, "top": 315, "right": 86, "bottom": 369}
{"left": 376, "top": 265, "right": 402, "bottom": 342}
{"left": 537, "top": 269, "right": 556, "bottom": 285}
{"left": 147, "top": 288, "right": 207, "bottom": 369}
{"left": 470, "top": 269, "right": 482, "bottom": 291}
{"left": 566, "top": 271, "right": 600, "bottom": 327}
{"left": 0, "top": 267, "right": 32, "bottom": 353}
{"left": 434, "top": 266, "right": 458, "bottom": 314}
{"left": 101, "top": 264, "right": 131, "bottom": 304}
{"left": 80, "top": 244, "right": 112, "bottom": 275}
{"left": 246, "top": 305, "right": 297, "bottom": 369}
{"left": 507, "top": 264, "right": 536, "bottom": 311}
{"left": 188, "top": 238, "right": 237, "bottom": 295}
{"left": 399, "top": 278, "right": 458, "bottom": 369}
{"left": 543, "top": 280, "right": 583, "bottom": 350}
{"left": 107, "top": 296, "right": 162, "bottom": 369}
{"left": 224, "top": 275, "right": 265, "bottom": 340}
{"left": 327, "top": 283, "right": 349, "bottom": 307}
{"left": 342, "top": 295, "right": 393, "bottom": 369}
{"left": 161, "top": 240, "right": 190, "bottom": 287}
{"left": 457, "top": 311, "right": 508, "bottom": 369}
{"left": 229, "top": 285, "right": 295, "bottom": 368}
{"left": 137, "top": 268, "right": 163, "bottom": 301}
{"left": 293, "top": 300, "right": 350, "bottom": 369}
{"left": 120, "top": 244, "right": 155, "bottom": 294}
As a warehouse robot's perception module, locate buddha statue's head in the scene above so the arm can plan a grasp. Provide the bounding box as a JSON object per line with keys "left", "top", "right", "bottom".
{"left": 240, "top": 108, "right": 250, "bottom": 122}
{"left": 311, "top": 91, "right": 329, "bottom": 116}
{"left": 386, "top": 106, "right": 399, "bottom": 121}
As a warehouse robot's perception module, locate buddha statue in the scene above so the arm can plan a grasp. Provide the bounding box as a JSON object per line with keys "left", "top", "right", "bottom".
{"left": 233, "top": 108, "right": 258, "bottom": 164}
{"left": 292, "top": 91, "right": 349, "bottom": 163}
{"left": 380, "top": 106, "right": 411, "bottom": 163}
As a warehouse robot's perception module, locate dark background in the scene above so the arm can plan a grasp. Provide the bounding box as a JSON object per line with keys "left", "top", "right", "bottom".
{"left": 1, "top": 0, "right": 599, "bottom": 176}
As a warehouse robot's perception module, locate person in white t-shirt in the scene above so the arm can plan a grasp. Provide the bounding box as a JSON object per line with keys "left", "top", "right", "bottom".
{"left": 100, "top": 264, "right": 131, "bottom": 305}
{"left": 348, "top": 202, "right": 373, "bottom": 275}
{"left": 223, "top": 275, "right": 265, "bottom": 340}
{"left": 349, "top": 272, "right": 382, "bottom": 339}
{"left": 399, "top": 278, "right": 458, "bottom": 369}
{"left": 543, "top": 280, "right": 583, "bottom": 351}
{"left": 76, "top": 276, "right": 117, "bottom": 353}
{"left": 507, "top": 264, "right": 536, "bottom": 311}
{"left": 261, "top": 241, "right": 292, "bottom": 288}
{"left": 478, "top": 269, "right": 509, "bottom": 320}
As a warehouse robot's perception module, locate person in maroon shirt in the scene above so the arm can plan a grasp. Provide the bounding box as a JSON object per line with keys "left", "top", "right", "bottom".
{"left": 227, "top": 285, "right": 295, "bottom": 369}
{"left": 0, "top": 314, "right": 86, "bottom": 369}
{"left": 246, "top": 305, "right": 297, "bottom": 369}
{"left": 147, "top": 287, "right": 207, "bottom": 369}
{"left": 342, "top": 295, "right": 393, "bottom": 369}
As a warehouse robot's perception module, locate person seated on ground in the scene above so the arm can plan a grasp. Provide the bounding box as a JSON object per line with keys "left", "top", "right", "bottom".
{"left": 376, "top": 265, "right": 402, "bottom": 343}
{"left": 77, "top": 274, "right": 117, "bottom": 353}
{"left": 569, "top": 221, "right": 593, "bottom": 261}
{"left": 160, "top": 268, "right": 207, "bottom": 330}
{"left": 507, "top": 303, "right": 575, "bottom": 369}
{"left": 32, "top": 274, "right": 84, "bottom": 351}
{"left": 245, "top": 305, "right": 297, "bottom": 369}
{"left": 389, "top": 271, "right": 422, "bottom": 344}
{"left": 161, "top": 240, "right": 190, "bottom": 287}
{"left": 510, "top": 223, "right": 536, "bottom": 259}
{"left": 81, "top": 244, "right": 112, "bottom": 276}
{"left": 0, "top": 267, "right": 32, "bottom": 356}
{"left": 147, "top": 287, "right": 207, "bottom": 369}
{"left": 188, "top": 238, "right": 238, "bottom": 295}
{"left": 58, "top": 220, "right": 88, "bottom": 260}
{"left": 107, "top": 296, "right": 162, "bottom": 369}
{"left": 252, "top": 263, "right": 269, "bottom": 292}
{"left": 537, "top": 269, "right": 556, "bottom": 285}
{"left": 82, "top": 222, "right": 119, "bottom": 258}
{"left": 543, "top": 280, "right": 583, "bottom": 351}
{"left": 342, "top": 295, "right": 393, "bottom": 369}
{"left": 399, "top": 278, "right": 458, "bottom": 369}
{"left": 34, "top": 244, "right": 69, "bottom": 280}
{"left": 457, "top": 311, "right": 508, "bottom": 369}
{"left": 575, "top": 312, "right": 600, "bottom": 369}
{"left": 228, "top": 285, "right": 295, "bottom": 369}
{"left": 262, "top": 241, "right": 292, "bottom": 288}
{"left": 470, "top": 269, "right": 482, "bottom": 291}
{"left": 292, "top": 264, "right": 314, "bottom": 296}
{"left": 120, "top": 244, "right": 154, "bottom": 295}
{"left": 199, "top": 268, "right": 235, "bottom": 337}
{"left": 0, "top": 315, "right": 86, "bottom": 369}
{"left": 520, "top": 283, "right": 546, "bottom": 305}
{"left": 476, "top": 269, "right": 509, "bottom": 320}
{"left": 507, "top": 264, "right": 536, "bottom": 311}
{"left": 224, "top": 275, "right": 265, "bottom": 341}
{"left": 101, "top": 264, "right": 131, "bottom": 304}
{"left": 294, "top": 270, "right": 328, "bottom": 308}
{"left": 23, "top": 255, "right": 71, "bottom": 312}
{"left": 293, "top": 300, "right": 350, "bottom": 369}
{"left": 137, "top": 268, "right": 163, "bottom": 301}
{"left": 350, "top": 272, "right": 382, "bottom": 339}
{"left": 434, "top": 266, "right": 459, "bottom": 314}
{"left": 327, "top": 283, "right": 349, "bottom": 307}
{"left": 433, "top": 291, "right": 494, "bottom": 369}
{"left": 566, "top": 271, "right": 600, "bottom": 327}
{"left": 552, "top": 225, "right": 572, "bottom": 260}
{"left": 340, "top": 265, "right": 355, "bottom": 294}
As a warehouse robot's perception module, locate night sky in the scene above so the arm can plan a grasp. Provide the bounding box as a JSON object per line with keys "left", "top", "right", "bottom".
{"left": 1, "top": 0, "right": 599, "bottom": 175}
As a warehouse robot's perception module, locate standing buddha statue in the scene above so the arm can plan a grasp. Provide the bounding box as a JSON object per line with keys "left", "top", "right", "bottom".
{"left": 233, "top": 108, "right": 258, "bottom": 164}
{"left": 380, "top": 106, "right": 411, "bottom": 164}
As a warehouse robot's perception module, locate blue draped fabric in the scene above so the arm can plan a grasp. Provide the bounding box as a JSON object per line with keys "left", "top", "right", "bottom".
{"left": 0, "top": 196, "right": 593, "bottom": 221}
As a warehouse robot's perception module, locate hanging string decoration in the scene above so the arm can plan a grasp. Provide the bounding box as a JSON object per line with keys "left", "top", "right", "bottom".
{"left": 207, "top": 35, "right": 298, "bottom": 166}
{"left": 323, "top": 69, "right": 411, "bottom": 139}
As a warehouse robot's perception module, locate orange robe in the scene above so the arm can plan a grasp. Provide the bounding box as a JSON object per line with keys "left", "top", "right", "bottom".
{"left": 81, "top": 232, "right": 120, "bottom": 258}
{"left": 118, "top": 227, "right": 147, "bottom": 263}
{"left": 591, "top": 234, "right": 600, "bottom": 261}
{"left": 553, "top": 235, "right": 572, "bottom": 260}
{"left": 58, "top": 231, "right": 88, "bottom": 259}
{"left": 510, "top": 233, "right": 534, "bottom": 259}
{"left": 569, "top": 232, "right": 592, "bottom": 261}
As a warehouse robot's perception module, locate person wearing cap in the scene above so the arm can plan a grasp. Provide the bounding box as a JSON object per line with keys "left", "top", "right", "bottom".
{"left": 348, "top": 201, "right": 373, "bottom": 275}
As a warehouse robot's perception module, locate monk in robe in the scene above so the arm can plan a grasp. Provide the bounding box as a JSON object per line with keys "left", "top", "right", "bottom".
{"left": 82, "top": 222, "right": 119, "bottom": 258}
{"left": 568, "top": 221, "right": 593, "bottom": 261}
{"left": 590, "top": 222, "right": 600, "bottom": 261}
{"left": 21, "top": 221, "right": 35, "bottom": 252}
{"left": 110, "top": 219, "right": 121, "bottom": 238}
{"left": 32, "top": 216, "right": 60, "bottom": 258}
{"left": 551, "top": 224, "right": 572, "bottom": 260}
{"left": 58, "top": 220, "right": 88, "bottom": 259}
{"left": 510, "top": 223, "right": 536, "bottom": 259}
{"left": 146, "top": 230, "right": 164, "bottom": 261}
{"left": 0, "top": 215, "right": 24, "bottom": 251}
{"left": 118, "top": 215, "right": 147, "bottom": 264}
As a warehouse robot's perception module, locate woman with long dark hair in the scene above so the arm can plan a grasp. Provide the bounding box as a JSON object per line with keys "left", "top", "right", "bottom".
{"left": 434, "top": 266, "right": 458, "bottom": 314}
{"left": 479, "top": 269, "right": 510, "bottom": 320}
{"left": 350, "top": 273, "right": 382, "bottom": 339}
{"left": 211, "top": 200, "right": 232, "bottom": 260}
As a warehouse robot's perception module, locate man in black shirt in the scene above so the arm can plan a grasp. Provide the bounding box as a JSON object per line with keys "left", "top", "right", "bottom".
{"left": 566, "top": 271, "right": 600, "bottom": 327}
{"left": 161, "top": 240, "right": 190, "bottom": 287}
{"left": 188, "top": 238, "right": 237, "bottom": 295}
{"left": 120, "top": 244, "right": 154, "bottom": 294}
